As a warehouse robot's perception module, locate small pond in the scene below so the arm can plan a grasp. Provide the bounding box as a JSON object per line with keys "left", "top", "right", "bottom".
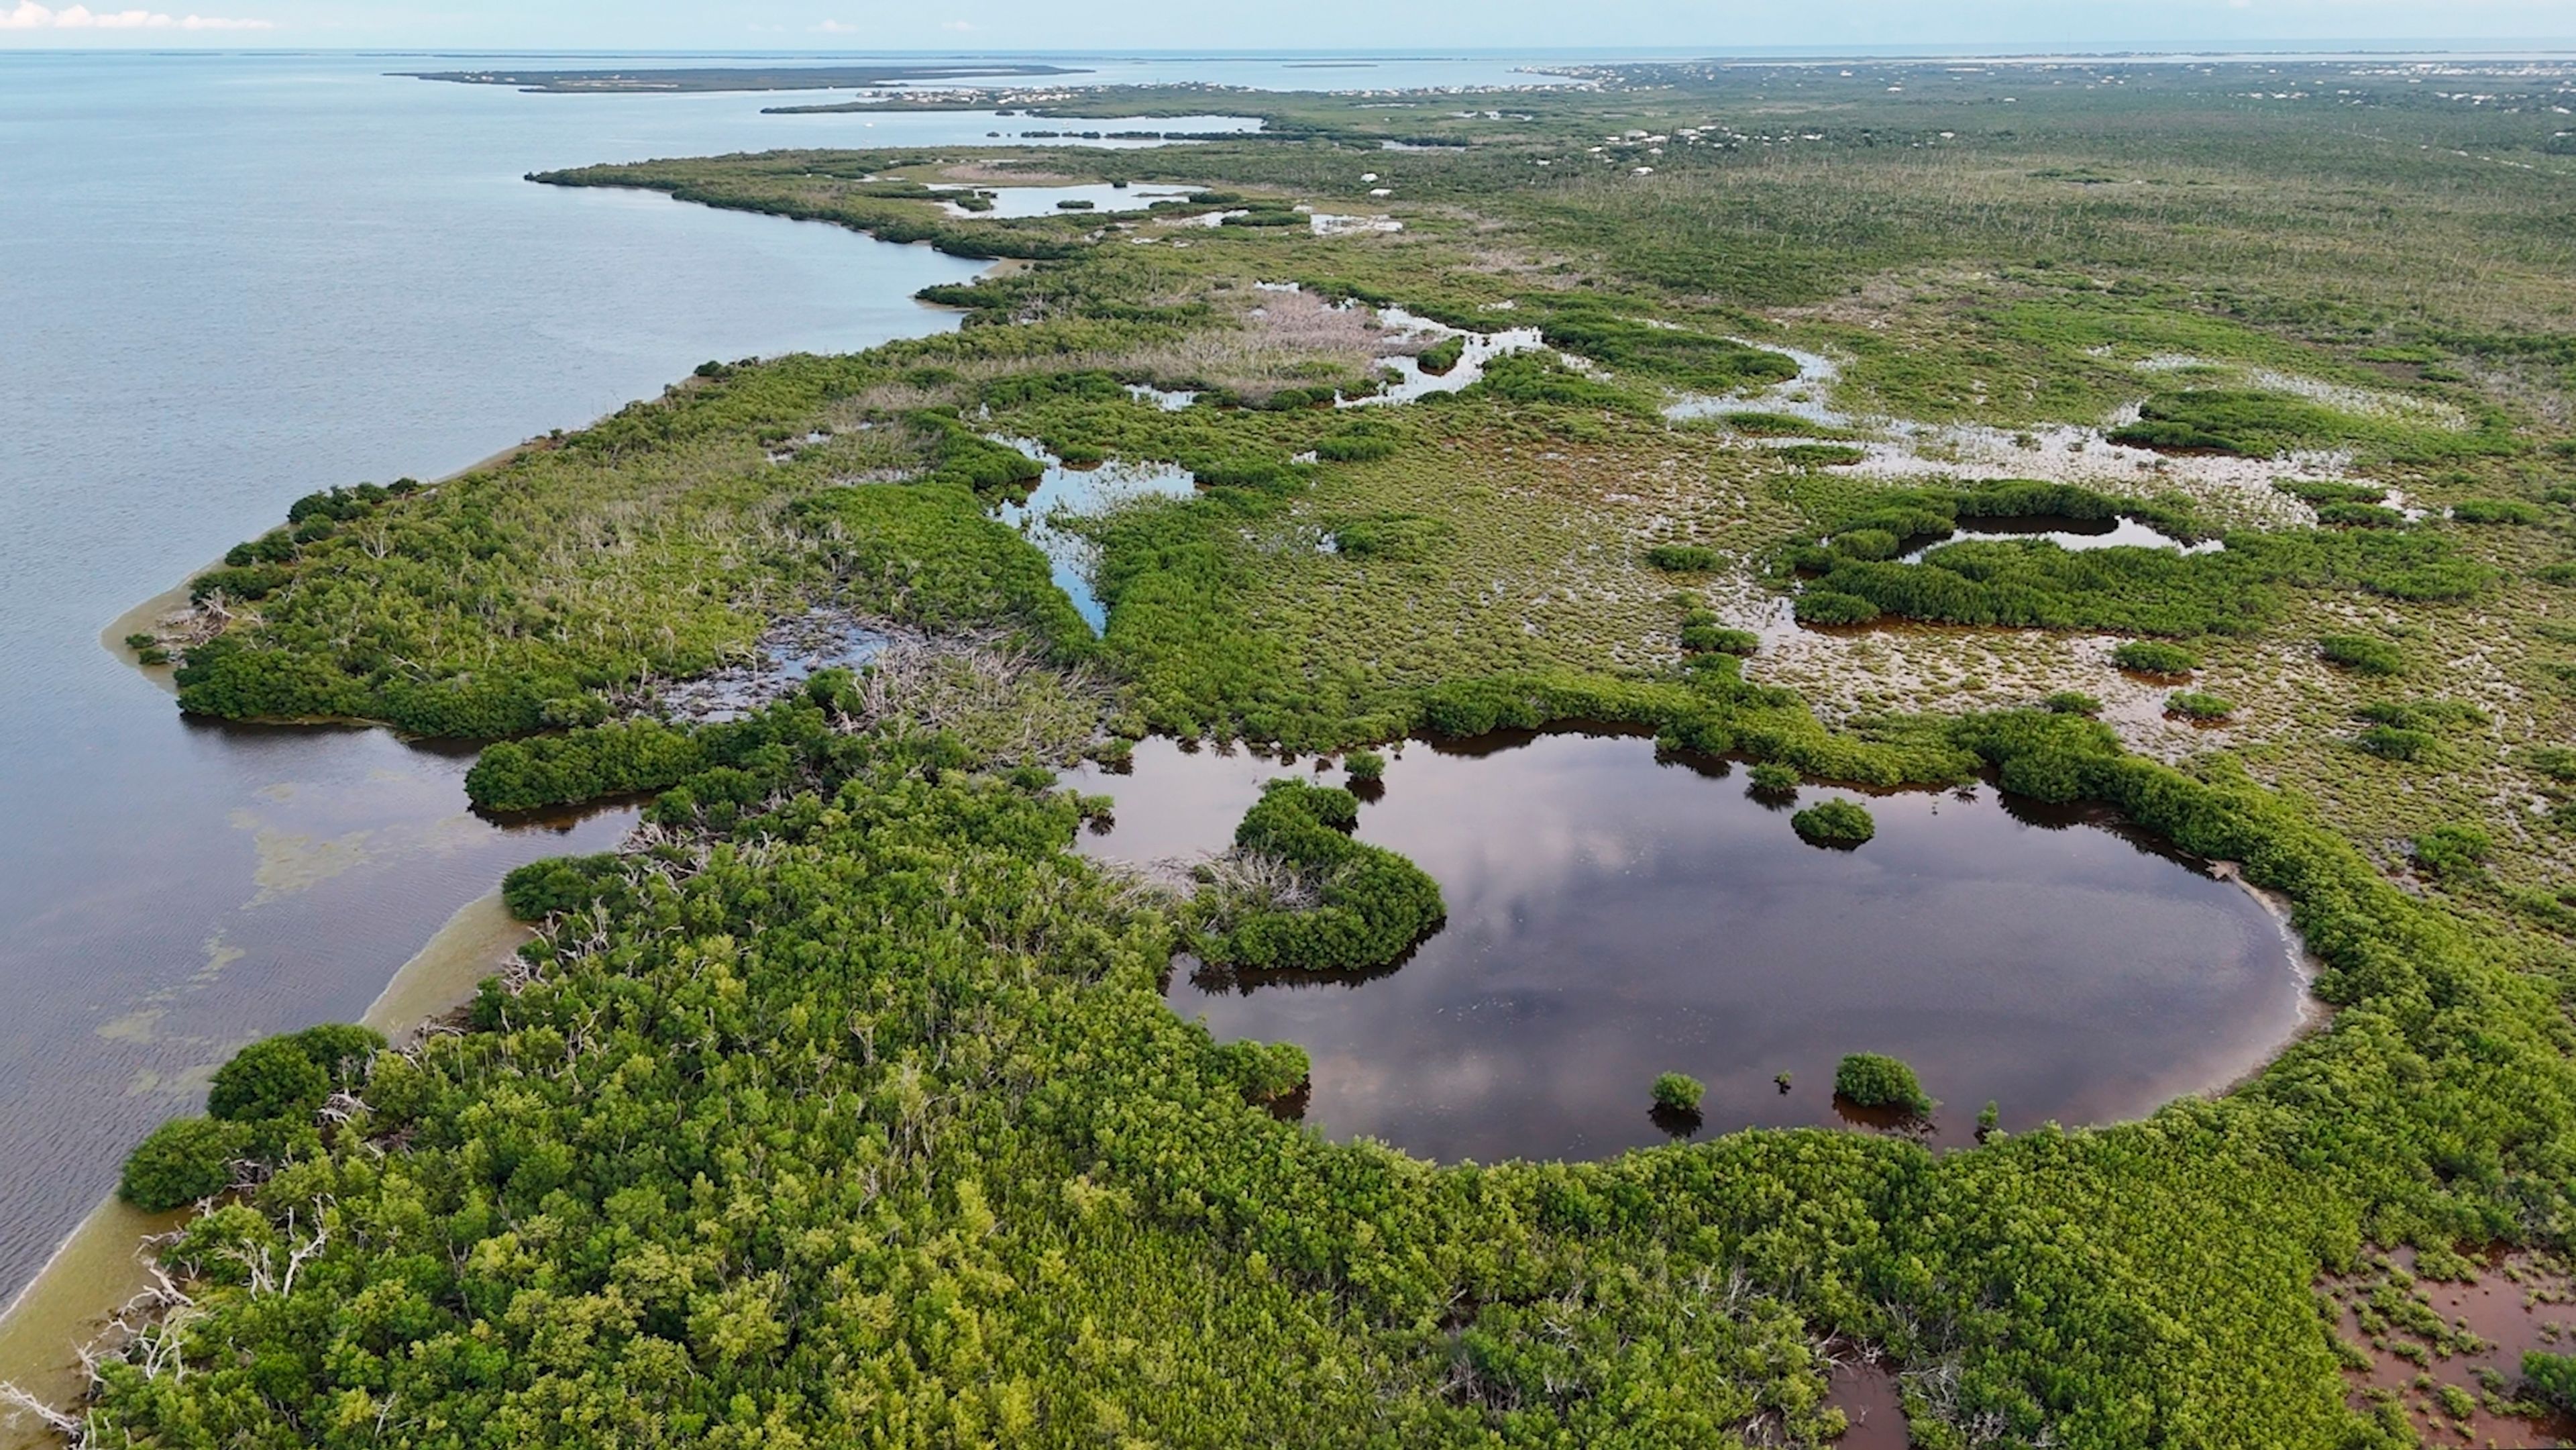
{"left": 1125, "top": 382, "right": 1197, "bottom": 411}
{"left": 988, "top": 439, "right": 1197, "bottom": 629}
{"left": 1896, "top": 514, "right": 2222, "bottom": 565}
{"left": 1343, "top": 306, "right": 1548, "bottom": 407}
{"left": 1064, "top": 729, "right": 2310, "bottom": 1163}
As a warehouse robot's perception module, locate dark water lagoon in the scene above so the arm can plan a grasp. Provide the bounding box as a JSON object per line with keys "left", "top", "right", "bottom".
{"left": 1065, "top": 730, "right": 2309, "bottom": 1163}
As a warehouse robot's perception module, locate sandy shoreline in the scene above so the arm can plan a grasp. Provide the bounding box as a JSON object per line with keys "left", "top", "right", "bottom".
{"left": 0, "top": 890, "right": 533, "bottom": 1443}
{"left": 97, "top": 434, "right": 539, "bottom": 684}
{"left": 34, "top": 194, "right": 996, "bottom": 1441}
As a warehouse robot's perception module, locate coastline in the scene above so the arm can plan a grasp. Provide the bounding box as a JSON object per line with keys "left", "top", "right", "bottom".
{"left": 39, "top": 415, "right": 590, "bottom": 1440}
{"left": 26, "top": 118, "right": 1014, "bottom": 1445}
{"left": 2211, "top": 865, "right": 2334, "bottom": 1099}
{"left": 0, "top": 890, "right": 533, "bottom": 1444}
{"left": 0, "top": 1198, "right": 185, "bottom": 1450}
{"left": 97, "top": 437, "right": 539, "bottom": 687}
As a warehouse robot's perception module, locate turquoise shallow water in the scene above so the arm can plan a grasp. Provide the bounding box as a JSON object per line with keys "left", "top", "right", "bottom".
{"left": 0, "top": 50, "right": 1252, "bottom": 1303}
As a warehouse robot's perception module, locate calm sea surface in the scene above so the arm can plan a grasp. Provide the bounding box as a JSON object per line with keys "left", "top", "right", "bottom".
{"left": 0, "top": 48, "right": 1562, "bottom": 1306}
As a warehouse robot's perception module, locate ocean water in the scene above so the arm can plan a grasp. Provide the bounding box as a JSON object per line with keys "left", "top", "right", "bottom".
{"left": 0, "top": 48, "right": 1301, "bottom": 1306}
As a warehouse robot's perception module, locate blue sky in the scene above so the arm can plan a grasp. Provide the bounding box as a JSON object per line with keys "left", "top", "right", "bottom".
{"left": 4, "top": 0, "right": 2573, "bottom": 50}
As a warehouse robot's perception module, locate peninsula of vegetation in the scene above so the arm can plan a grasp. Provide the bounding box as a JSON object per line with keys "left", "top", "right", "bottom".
{"left": 47, "top": 58, "right": 2576, "bottom": 1449}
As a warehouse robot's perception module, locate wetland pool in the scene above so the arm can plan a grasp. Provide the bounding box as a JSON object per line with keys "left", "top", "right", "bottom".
{"left": 1894, "top": 513, "right": 2220, "bottom": 564}
{"left": 1065, "top": 729, "right": 2310, "bottom": 1163}
{"left": 987, "top": 441, "right": 1199, "bottom": 629}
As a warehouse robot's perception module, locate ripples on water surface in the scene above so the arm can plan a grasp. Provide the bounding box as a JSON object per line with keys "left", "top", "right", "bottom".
{"left": 1068, "top": 730, "right": 2309, "bottom": 1163}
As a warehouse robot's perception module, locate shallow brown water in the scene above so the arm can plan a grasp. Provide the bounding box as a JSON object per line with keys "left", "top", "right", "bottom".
{"left": 2328, "top": 1247, "right": 2576, "bottom": 1447}
{"left": 1067, "top": 729, "right": 2308, "bottom": 1163}
{"left": 1823, "top": 1355, "right": 1909, "bottom": 1448}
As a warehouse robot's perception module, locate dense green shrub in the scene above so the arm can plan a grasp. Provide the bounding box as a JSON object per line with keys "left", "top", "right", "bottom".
{"left": 1415, "top": 335, "right": 1465, "bottom": 375}
{"left": 2526, "top": 1352, "right": 2576, "bottom": 1412}
{"left": 1774, "top": 443, "right": 1866, "bottom": 468}
{"left": 2412, "top": 823, "right": 2491, "bottom": 882}
{"left": 1678, "top": 609, "right": 1759, "bottom": 655}
{"left": 1342, "top": 749, "right": 1386, "bottom": 782}
{"left": 2318, "top": 634, "right": 2405, "bottom": 676}
{"left": 1792, "top": 590, "right": 1879, "bottom": 625}
{"left": 2355, "top": 697, "right": 2487, "bottom": 733}
{"left": 912, "top": 411, "right": 1049, "bottom": 493}
{"left": 1833, "top": 1053, "right": 1932, "bottom": 1113}
{"left": 2103, "top": 387, "right": 2511, "bottom": 460}
{"left": 1797, "top": 515, "right": 2486, "bottom": 634}
{"left": 1212, "top": 1039, "right": 1311, "bottom": 1102}
{"left": 1529, "top": 305, "right": 1797, "bottom": 391}
{"left": 2316, "top": 501, "right": 2407, "bottom": 528}
{"left": 2045, "top": 690, "right": 2103, "bottom": 715}
{"left": 1833, "top": 527, "right": 1902, "bottom": 561}
{"left": 1684, "top": 625, "right": 1760, "bottom": 656}
{"left": 2165, "top": 690, "right": 2235, "bottom": 721}
{"left": 2450, "top": 499, "right": 2544, "bottom": 525}
{"left": 2113, "top": 640, "right": 2200, "bottom": 675}
{"left": 1466, "top": 353, "right": 1654, "bottom": 415}
{"left": 1646, "top": 543, "right": 1722, "bottom": 572}
{"left": 116, "top": 1117, "right": 252, "bottom": 1212}
{"left": 205, "top": 1024, "right": 386, "bottom": 1123}
{"left": 793, "top": 482, "right": 1091, "bottom": 651}
{"left": 2355, "top": 725, "right": 2434, "bottom": 761}
{"left": 1329, "top": 511, "right": 1449, "bottom": 560}
{"left": 2275, "top": 479, "right": 2386, "bottom": 507}
{"left": 467, "top": 719, "right": 708, "bottom": 811}
{"left": 1197, "top": 780, "right": 1444, "bottom": 972}
{"left": 1791, "top": 798, "right": 1875, "bottom": 845}
{"left": 1716, "top": 411, "right": 1843, "bottom": 437}
{"left": 205, "top": 1039, "right": 331, "bottom": 1124}
{"left": 1748, "top": 762, "right": 1799, "bottom": 793}
{"left": 500, "top": 851, "right": 635, "bottom": 922}
{"left": 1650, "top": 1072, "right": 1705, "bottom": 1110}
{"left": 1315, "top": 429, "right": 1401, "bottom": 462}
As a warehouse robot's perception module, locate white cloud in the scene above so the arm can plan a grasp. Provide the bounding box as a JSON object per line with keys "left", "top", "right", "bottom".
{"left": 2, "top": 3, "right": 274, "bottom": 27}
{"left": 810, "top": 15, "right": 969, "bottom": 33}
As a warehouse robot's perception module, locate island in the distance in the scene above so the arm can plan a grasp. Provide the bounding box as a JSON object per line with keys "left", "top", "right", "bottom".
{"left": 400, "top": 62, "right": 1086, "bottom": 93}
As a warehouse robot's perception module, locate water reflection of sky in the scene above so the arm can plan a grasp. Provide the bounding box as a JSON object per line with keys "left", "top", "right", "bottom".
{"left": 987, "top": 442, "right": 1199, "bottom": 629}
{"left": 1068, "top": 730, "right": 2307, "bottom": 1163}
{"left": 1892, "top": 514, "right": 2222, "bottom": 565}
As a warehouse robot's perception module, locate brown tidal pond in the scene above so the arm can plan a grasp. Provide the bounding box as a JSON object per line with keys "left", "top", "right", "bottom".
{"left": 1065, "top": 729, "right": 2310, "bottom": 1163}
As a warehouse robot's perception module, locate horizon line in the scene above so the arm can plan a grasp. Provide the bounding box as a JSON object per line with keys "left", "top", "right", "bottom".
{"left": 7, "top": 40, "right": 2576, "bottom": 59}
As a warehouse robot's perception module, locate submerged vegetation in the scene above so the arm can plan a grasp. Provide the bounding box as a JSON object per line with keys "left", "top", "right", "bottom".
{"left": 70, "top": 53, "right": 2576, "bottom": 1450}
